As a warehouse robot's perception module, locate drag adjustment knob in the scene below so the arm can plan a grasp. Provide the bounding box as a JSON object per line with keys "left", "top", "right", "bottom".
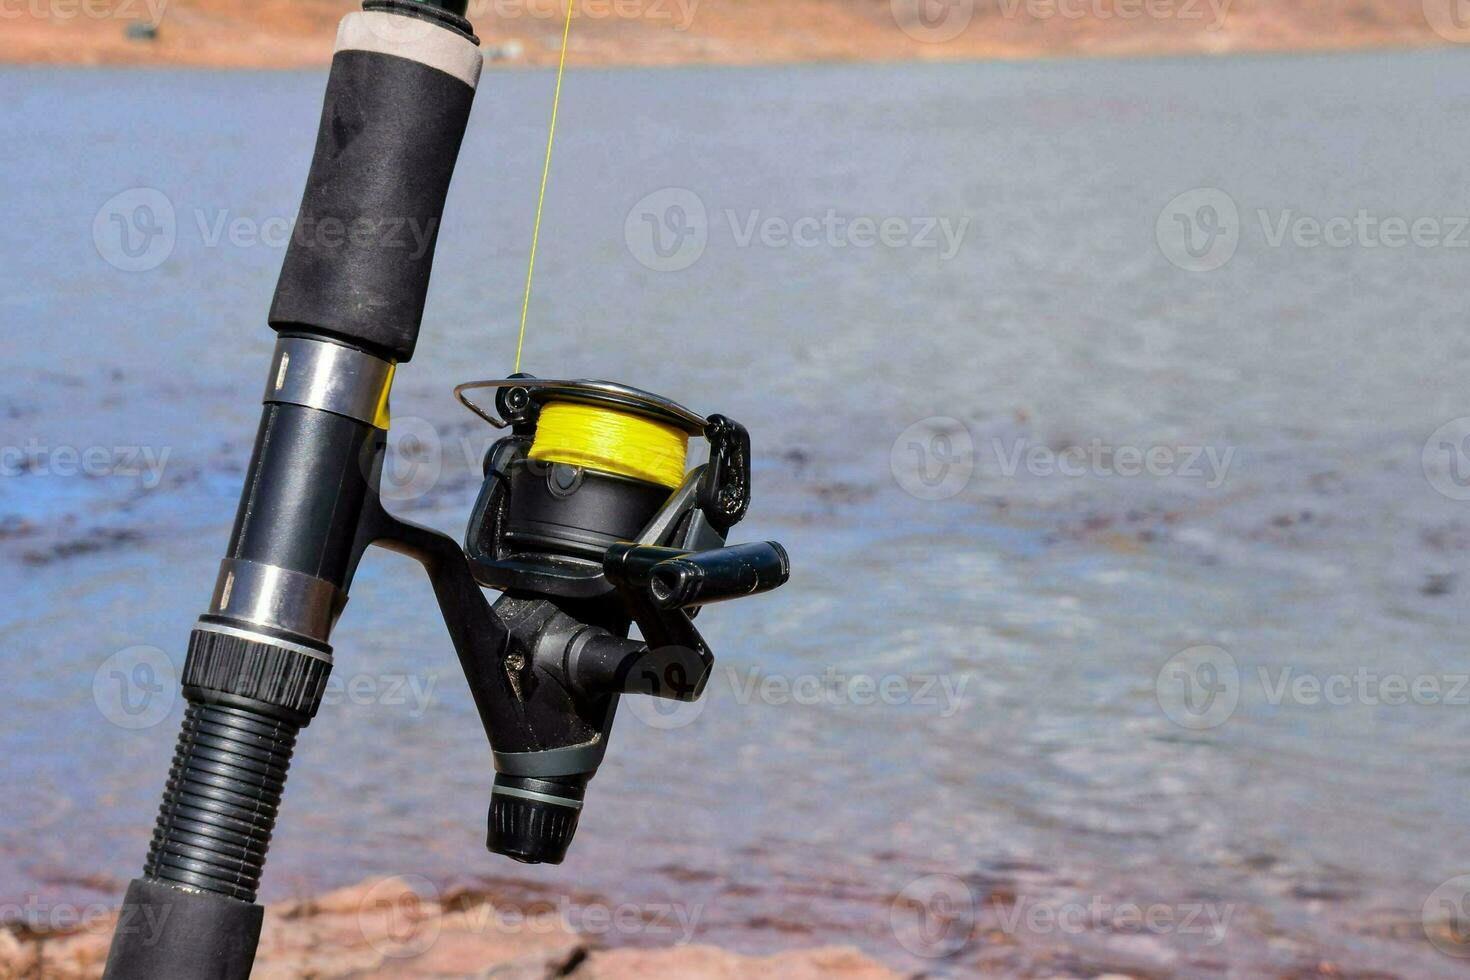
{"left": 486, "top": 775, "right": 585, "bottom": 865}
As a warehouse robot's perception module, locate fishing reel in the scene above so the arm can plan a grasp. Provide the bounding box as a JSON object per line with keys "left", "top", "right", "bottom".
{"left": 447, "top": 377, "right": 789, "bottom": 864}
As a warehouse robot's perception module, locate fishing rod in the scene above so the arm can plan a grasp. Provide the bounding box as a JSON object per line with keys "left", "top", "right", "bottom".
{"left": 100, "top": 2, "right": 788, "bottom": 977}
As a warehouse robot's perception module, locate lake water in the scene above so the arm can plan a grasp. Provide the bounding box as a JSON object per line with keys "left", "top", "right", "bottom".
{"left": 4, "top": 49, "right": 1470, "bottom": 977}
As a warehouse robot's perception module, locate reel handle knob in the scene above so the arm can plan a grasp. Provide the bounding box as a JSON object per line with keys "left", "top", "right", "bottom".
{"left": 649, "top": 542, "right": 790, "bottom": 610}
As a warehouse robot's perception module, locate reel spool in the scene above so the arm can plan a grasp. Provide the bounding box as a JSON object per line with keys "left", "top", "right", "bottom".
{"left": 456, "top": 378, "right": 752, "bottom": 599}
{"left": 532, "top": 400, "right": 690, "bottom": 489}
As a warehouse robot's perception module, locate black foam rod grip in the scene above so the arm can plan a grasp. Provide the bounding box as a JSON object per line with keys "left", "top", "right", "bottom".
{"left": 268, "top": 7, "right": 483, "bottom": 363}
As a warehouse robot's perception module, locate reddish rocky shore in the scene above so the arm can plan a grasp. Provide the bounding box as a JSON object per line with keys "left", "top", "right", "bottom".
{"left": 0, "top": 0, "right": 1461, "bottom": 70}
{"left": 0, "top": 877, "right": 905, "bottom": 979}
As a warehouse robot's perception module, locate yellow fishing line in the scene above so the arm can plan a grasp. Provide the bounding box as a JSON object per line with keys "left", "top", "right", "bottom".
{"left": 514, "top": 0, "right": 576, "bottom": 374}
{"left": 510, "top": 6, "right": 687, "bottom": 488}
{"left": 530, "top": 402, "right": 689, "bottom": 488}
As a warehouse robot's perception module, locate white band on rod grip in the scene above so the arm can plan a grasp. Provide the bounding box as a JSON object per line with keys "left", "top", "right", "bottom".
{"left": 336, "top": 10, "right": 484, "bottom": 89}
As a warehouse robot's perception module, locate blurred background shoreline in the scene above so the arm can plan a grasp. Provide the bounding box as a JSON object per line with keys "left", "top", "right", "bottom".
{"left": 1, "top": 0, "right": 1462, "bottom": 70}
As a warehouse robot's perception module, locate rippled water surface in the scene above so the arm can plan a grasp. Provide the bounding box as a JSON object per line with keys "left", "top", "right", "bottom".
{"left": 4, "top": 50, "right": 1470, "bottom": 977}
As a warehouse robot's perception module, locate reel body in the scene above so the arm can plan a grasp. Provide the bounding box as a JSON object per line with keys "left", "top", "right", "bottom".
{"left": 452, "top": 378, "right": 789, "bottom": 864}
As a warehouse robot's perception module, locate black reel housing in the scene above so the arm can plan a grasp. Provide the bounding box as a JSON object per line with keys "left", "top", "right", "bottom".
{"left": 455, "top": 378, "right": 789, "bottom": 864}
